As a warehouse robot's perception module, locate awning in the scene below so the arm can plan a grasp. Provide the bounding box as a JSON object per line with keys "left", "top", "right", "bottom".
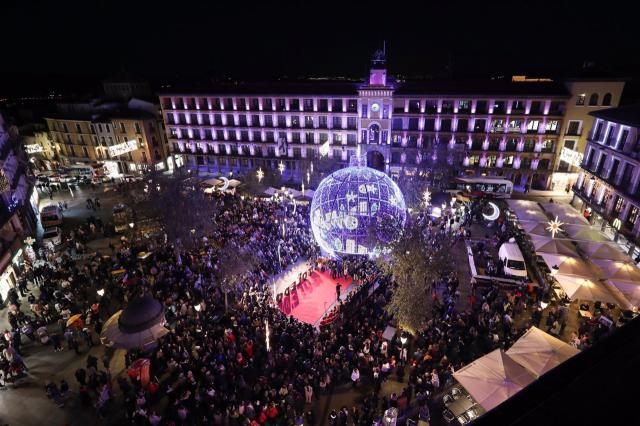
{"left": 554, "top": 273, "right": 619, "bottom": 304}
{"left": 591, "top": 260, "right": 640, "bottom": 282}
{"left": 540, "top": 202, "right": 590, "bottom": 225}
{"left": 539, "top": 253, "right": 591, "bottom": 276}
{"left": 453, "top": 349, "right": 535, "bottom": 411}
{"left": 506, "top": 326, "right": 580, "bottom": 377}
{"left": 529, "top": 235, "right": 579, "bottom": 257}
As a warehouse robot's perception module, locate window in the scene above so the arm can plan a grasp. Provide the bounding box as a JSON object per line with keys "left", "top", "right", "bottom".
{"left": 512, "top": 100, "right": 525, "bottom": 112}
{"left": 408, "top": 118, "right": 419, "bottom": 131}
{"left": 619, "top": 129, "right": 629, "bottom": 147}
{"left": 332, "top": 99, "right": 342, "bottom": 112}
{"left": 263, "top": 98, "right": 272, "bottom": 110}
{"left": 305, "top": 116, "right": 314, "bottom": 128}
{"left": 347, "top": 117, "right": 357, "bottom": 129}
{"left": 602, "top": 93, "right": 612, "bottom": 106}
{"left": 441, "top": 100, "right": 454, "bottom": 113}
{"left": 440, "top": 119, "right": 452, "bottom": 132}
{"left": 605, "top": 126, "right": 616, "bottom": 146}
{"left": 614, "top": 196, "right": 624, "bottom": 214}
{"left": 392, "top": 118, "right": 403, "bottom": 131}
{"left": 527, "top": 120, "right": 539, "bottom": 132}
{"left": 491, "top": 119, "right": 505, "bottom": 131}
{"left": 303, "top": 99, "right": 313, "bottom": 111}
{"left": 120, "top": 122, "right": 126, "bottom": 132}
{"left": 628, "top": 207, "right": 639, "bottom": 226}
{"left": 382, "top": 105, "right": 389, "bottom": 119}
{"left": 563, "top": 140, "right": 576, "bottom": 150}
{"left": 576, "top": 94, "right": 586, "bottom": 106}
{"left": 529, "top": 101, "right": 542, "bottom": 115}
{"left": 545, "top": 120, "right": 559, "bottom": 133}
{"left": 361, "top": 103, "right": 368, "bottom": 118}
{"left": 458, "top": 100, "right": 471, "bottom": 113}
{"left": 566, "top": 121, "right": 581, "bottom": 136}
{"left": 593, "top": 121, "right": 603, "bottom": 140}
{"left": 588, "top": 93, "right": 599, "bottom": 106}
{"left": 332, "top": 117, "right": 342, "bottom": 129}
{"left": 318, "top": 116, "right": 327, "bottom": 129}
{"left": 135, "top": 122, "right": 141, "bottom": 134}
{"left": 541, "top": 139, "right": 554, "bottom": 153}
{"left": 457, "top": 119, "right": 468, "bottom": 132}
{"left": 290, "top": 99, "right": 300, "bottom": 111}
{"left": 508, "top": 119, "right": 522, "bottom": 132}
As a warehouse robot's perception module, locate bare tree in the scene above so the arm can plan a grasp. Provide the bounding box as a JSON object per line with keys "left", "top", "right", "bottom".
{"left": 378, "top": 219, "right": 455, "bottom": 333}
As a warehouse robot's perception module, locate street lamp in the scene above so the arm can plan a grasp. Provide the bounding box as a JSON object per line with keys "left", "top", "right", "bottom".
{"left": 551, "top": 265, "right": 559, "bottom": 276}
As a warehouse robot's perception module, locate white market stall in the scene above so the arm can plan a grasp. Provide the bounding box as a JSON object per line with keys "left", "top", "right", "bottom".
{"left": 553, "top": 273, "right": 621, "bottom": 305}
{"left": 453, "top": 349, "right": 535, "bottom": 411}
{"left": 506, "top": 326, "right": 580, "bottom": 377}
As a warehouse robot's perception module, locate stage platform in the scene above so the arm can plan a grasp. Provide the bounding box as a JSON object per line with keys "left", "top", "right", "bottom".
{"left": 274, "top": 263, "right": 353, "bottom": 326}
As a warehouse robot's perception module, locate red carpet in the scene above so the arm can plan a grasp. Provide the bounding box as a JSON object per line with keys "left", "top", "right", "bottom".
{"left": 278, "top": 270, "right": 353, "bottom": 325}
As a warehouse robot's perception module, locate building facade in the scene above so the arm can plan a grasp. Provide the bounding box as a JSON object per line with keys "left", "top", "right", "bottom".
{"left": 44, "top": 99, "right": 173, "bottom": 175}
{"left": 159, "top": 56, "right": 584, "bottom": 190}
{"left": 551, "top": 78, "right": 625, "bottom": 191}
{"left": 572, "top": 104, "right": 640, "bottom": 260}
{"left": 0, "top": 112, "right": 38, "bottom": 303}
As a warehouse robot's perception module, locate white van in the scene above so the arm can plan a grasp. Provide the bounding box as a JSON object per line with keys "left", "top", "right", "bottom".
{"left": 40, "top": 205, "right": 64, "bottom": 228}
{"left": 498, "top": 238, "right": 528, "bottom": 278}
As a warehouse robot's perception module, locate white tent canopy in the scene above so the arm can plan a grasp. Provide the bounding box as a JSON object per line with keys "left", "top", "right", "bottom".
{"left": 529, "top": 235, "right": 579, "bottom": 257}
{"left": 200, "top": 177, "right": 222, "bottom": 187}
{"left": 507, "top": 200, "right": 549, "bottom": 222}
{"left": 564, "top": 224, "right": 610, "bottom": 242}
{"left": 605, "top": 280, "right": 640, "bottom": 309}
{"left": 519, "top": 221, "right": 552, "bottom": 237}
{"left": 453, "top": 349, "right": 535, "bottom": 411}
{"left": 591, "top": 260, "right": 640, "bottom": 282}
{"left": 540, "top": 202, "right": 590, "bottom": 225}
{"left": 578, "top": 242, "right": 628, "bottom": 262}
{"left": 506, "top": 327, "right": 580, "bottom": 377}
{"left": 554, "top": 273, "right": 620, "bottom": 305}
{"left": 539, "top": 253, "right": 591, "bottom": 276}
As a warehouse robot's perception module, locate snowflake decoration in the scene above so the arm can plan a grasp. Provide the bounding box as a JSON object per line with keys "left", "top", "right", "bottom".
{"left": 546, "top": 216, "right": 565, "bottom": 238}
{"left": 256, "top": 168, "right": 264, "bottom": 183}
{"left": 423, "top": 189, "right": 431, "bottom": 207}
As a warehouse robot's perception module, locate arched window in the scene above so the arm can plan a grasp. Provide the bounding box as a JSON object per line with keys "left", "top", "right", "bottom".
{"left": 368, "top": 123, "right": 380, "bottom": 144}
{"left": 602, "top": 93, "right": 612, "bottom": 106}
{"left": 588, "top": 93, "right": 599, "bottom": 106}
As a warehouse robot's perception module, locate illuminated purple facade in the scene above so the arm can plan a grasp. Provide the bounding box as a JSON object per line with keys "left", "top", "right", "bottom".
{"left": 159, "top": 54, "right": 570, "bottom": 189}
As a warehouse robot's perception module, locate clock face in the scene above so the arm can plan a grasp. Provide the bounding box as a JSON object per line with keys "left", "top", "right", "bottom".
{"left": 370, "top": 103, "right": 380, "bottom": 112}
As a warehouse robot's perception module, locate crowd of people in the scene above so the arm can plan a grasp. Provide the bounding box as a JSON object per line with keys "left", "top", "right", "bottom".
{"left": 0, "top": 185, "right": 625, "bottom": 426}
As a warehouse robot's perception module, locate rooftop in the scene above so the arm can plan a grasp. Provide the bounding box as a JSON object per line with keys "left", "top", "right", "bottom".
{"left": 590, "top": 103, "right": 640, "bottom": 127}
{"left": 159, "top": 78, "right": 570, "bottom": 98}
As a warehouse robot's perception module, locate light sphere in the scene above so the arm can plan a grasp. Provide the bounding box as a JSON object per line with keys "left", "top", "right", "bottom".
{"left": 310, "top": 165, "right": 407, "bottom": 256}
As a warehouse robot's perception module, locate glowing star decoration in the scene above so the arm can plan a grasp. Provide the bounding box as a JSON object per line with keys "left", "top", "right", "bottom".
{"left": 482, "top": 202, "right": 501, "bottom": 221}
{"left": 423, "top": 189, "right": 431, "bottom": 207}
{"left": 256, "top": 168, "right": 264, "bottom": 183}
{"left": 278, "top": 161, "right": 285, "bottom": 175}
{"left": 546, "top": 216, "right": 565, "bottom": 238}
{"left": 310, "top": 164, "right": 406, "bottom": 257}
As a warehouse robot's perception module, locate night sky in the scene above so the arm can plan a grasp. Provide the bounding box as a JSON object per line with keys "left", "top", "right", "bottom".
{"left": 1, "top": 0, "right": 637, "bottom": 97}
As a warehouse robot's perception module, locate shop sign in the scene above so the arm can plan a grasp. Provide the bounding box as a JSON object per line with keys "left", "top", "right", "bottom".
{"left": 560, "top": 147, "right": 583, "bottom": 167}
{"left": 108, "top": 140, "right": 138, "bottom": 157}
{"left": 25, "top": 144, "right": 43, "bottom": 154}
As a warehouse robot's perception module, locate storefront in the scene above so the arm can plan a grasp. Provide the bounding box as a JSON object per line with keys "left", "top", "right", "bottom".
{"left": 0, "top": 248, "right": 24, "bottom": 302}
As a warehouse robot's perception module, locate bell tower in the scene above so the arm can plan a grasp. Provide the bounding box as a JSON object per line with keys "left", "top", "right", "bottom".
{"left": 369, "top": 42, "right": 387, "bottom": 86}
{"left": 358, "top": 42, "right": 394, "bottom": 174}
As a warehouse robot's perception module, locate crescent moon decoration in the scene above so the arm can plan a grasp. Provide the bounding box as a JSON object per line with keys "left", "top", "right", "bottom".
{"left": 482, "top": 202, "right": 500, "bottom": 221}
{"left": 219, "top": 176, "right": 230, "bottom": 192}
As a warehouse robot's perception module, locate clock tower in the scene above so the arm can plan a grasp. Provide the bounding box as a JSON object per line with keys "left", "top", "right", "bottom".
{"left": 358, "top": 46, "right": 394, "bottom": 174}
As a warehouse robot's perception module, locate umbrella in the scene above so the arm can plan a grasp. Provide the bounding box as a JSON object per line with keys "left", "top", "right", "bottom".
{"left": 66, "top": 314, "right": 83, "bottom": 327}
{"left": 100, "top": 295, "right": 168, "bottom": 350}
{"left": 541, "top": 203, "right": 590, "bottom": 225}
{"left": 453, "top": 349, "right": 535, "bottom": 411}
{"left": 529, "top": 235, "right": 578, "bottom": 257}
{"left": 506, "top": 327, "right": 579, "bottom": 377}
{"left": 591, "top": 260, "right": 640, "bottom": 282}
{"left": 578, "top": 242, "right": 628, "bottom": 261}
{"left": 539, "top": 254, "right": 591, "bottom": 276}
{"left": 564, "top": 224, "right": 610, "bottom": 242}
{"left": 554, "top": 274, "right": 619, "bottom": 304}
{"left": 519, "top": 221, "right": 550, "bottom": 236}
{"left": 604, "top": 280, "right": 640, "bottom": 308}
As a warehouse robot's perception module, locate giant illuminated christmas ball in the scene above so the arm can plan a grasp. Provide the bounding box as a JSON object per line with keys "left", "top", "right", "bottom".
{"left": 310, "top": 165, "right": 407, "bottom": 256}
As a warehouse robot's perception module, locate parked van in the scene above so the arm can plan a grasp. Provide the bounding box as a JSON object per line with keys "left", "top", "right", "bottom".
{"left": 498, "top": 238, "right": 528, "bottom": 278}
{"left": 40, "top": 205, "right": 64, "bottom": 228}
